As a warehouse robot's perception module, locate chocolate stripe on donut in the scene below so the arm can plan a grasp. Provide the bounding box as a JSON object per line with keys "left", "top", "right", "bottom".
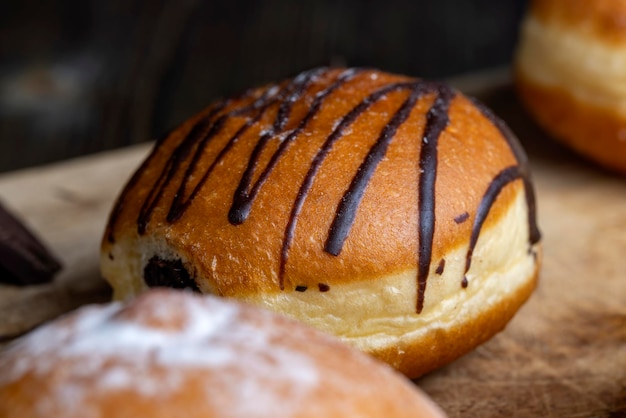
{"left": 138, "top": 117, "right": 216, "bottom": 235}
{"left": 136, "top": 80, "right": 285, "bottom": 234}
{"left": 106, "top": 101, "right": 228, "bottom": 243}
{"left": 325, "top": 83, "right": 433, "bottom": 256}
{"left": 167, "top": 96, "right": 277, "bottom": 223}
{"left": 228, "top": 67, "right": 330, "bottom": 224}
{"left": 322, "top": 83, "right": 453, "bottom": 313}
{"left": 464, "top": 165, "right": 524, "bottom": 283}
{"left": 470, "top": 97, "right": 541, "bottom": 245}
{"left": 416, "top": 85, "right": 455, "bottom": 313}
{"left": 170, "top": 70, "right": 359, "bottom": 226}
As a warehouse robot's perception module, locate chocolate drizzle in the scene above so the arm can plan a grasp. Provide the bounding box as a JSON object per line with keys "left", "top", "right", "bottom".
{"left": 465, "top": 165, "right": 524, "bottom": 276}
{"left": 140, "top": 85, "right": 282, "bottom": 233}
{"left": 228, "top": 68, "right": 330, "bottom": 225}
{"left": 284, "top": 79, "right": 426, "bottom": 288}
{"left": 111, "top": 68, "right": 540, "bottom": 314}
{"left": 416, "top": 85, "right": 454, "bottom": 313}
{"left": 325, "top": 83, "right": 432, "bottom": 255}
{"left": 470, "top": 97, "right": 541, "bottom": 246}
{"left": 106, "top": 127, "right": 176, "bottom": 243}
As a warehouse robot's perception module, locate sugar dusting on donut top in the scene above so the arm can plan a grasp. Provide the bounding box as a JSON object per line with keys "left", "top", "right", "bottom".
{"left": 105, "top": 67, "right": 540, "bottom": 313}
{"left": 0, "top": 291, "right": 326, "bottom": 417}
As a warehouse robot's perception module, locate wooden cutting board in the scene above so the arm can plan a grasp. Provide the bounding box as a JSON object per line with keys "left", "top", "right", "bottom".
{"left": 0, "top": 72, "right": 624, "bottom": 417}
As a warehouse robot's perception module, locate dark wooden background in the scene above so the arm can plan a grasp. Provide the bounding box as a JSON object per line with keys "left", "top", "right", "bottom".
{"left": 0, "top": 0, "right": 527, "bottom": 173}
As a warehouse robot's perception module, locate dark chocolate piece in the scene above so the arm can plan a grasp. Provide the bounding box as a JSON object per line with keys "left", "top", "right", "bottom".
{"left": 295, "top": 285, "right": 308, "bottom": 292}
{"left": 435, "top": 259, "right": 445, "bottom": 275}
{"left": 143, "top": 256, "right": 200, "bottom": 292}
{"left": 454, "top": 212, "right": 469, "bottom": 224}
{"left": 0, "top": 202, "right": 62, "bottom": 286}
{"left": 318, "top": 283, "right": 330, "bottom": 292}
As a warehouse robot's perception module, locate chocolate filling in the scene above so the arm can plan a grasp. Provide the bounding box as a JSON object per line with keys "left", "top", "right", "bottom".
{"left": 143, "top": 256, "right": 200, "bottom": 292}
{"left": 461, "top": 276, "right": 469, "bottom": 288}
{"left": 435, "top": 259, "right": 445, "bottom": 275}
{"left": 318, "top": 283, "right": 330, "bottom": 292}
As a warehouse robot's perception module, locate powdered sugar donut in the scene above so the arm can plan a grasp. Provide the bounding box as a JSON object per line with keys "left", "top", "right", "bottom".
{"left": 0, "top": 289, "right": 445, "bottom": 418}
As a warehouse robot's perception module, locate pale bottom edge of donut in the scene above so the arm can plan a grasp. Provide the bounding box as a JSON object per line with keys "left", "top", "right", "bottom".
{"left": 242, "top": 186, "right": 540, "bottom": 378}
{"left": 102, "top": 185, "right": 541, "bottom": 379}
{"left": 516, "top": 71, "right": 626, "bottom": 175}
{"left": 248, "top": 249, "right": 540, "bottom": 379}
{"left": 368, "top": 263, "right": 539, "bottom": 379}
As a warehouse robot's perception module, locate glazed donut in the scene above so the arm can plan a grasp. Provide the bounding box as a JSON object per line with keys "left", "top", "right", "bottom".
{"left": 515, "top": 0, "right": 626, "bottom": 174}
{"left": 0, "top": 290, "right": 446, "bottom": 417}
{"left": 101, "top": 67, "right": 542, "bottom": 378}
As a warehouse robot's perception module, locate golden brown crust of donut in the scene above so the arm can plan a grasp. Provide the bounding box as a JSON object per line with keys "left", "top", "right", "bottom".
{"left": 102, "top": 68, "right": 523, "bottom": 296}
{"left": 516, "top": 70, "right": 626, "bottom": 174}
{"left": 530, "top": 0, "right": 626, "bottom": 44}
{"left": 0, "top": 290, "right": 446, "bottom": 418}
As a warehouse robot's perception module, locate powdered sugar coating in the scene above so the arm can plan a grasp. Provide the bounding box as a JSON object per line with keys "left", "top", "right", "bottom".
{"left": 0, "top": 290, "right": 444, "bottom": 418}
{"left": 0, "top": 290, "right": 320, "bottom": 417}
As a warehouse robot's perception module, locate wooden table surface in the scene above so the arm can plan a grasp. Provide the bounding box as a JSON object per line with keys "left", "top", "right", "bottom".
{"left": 0, "top": 73, "right": 624, "bottom": 417}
